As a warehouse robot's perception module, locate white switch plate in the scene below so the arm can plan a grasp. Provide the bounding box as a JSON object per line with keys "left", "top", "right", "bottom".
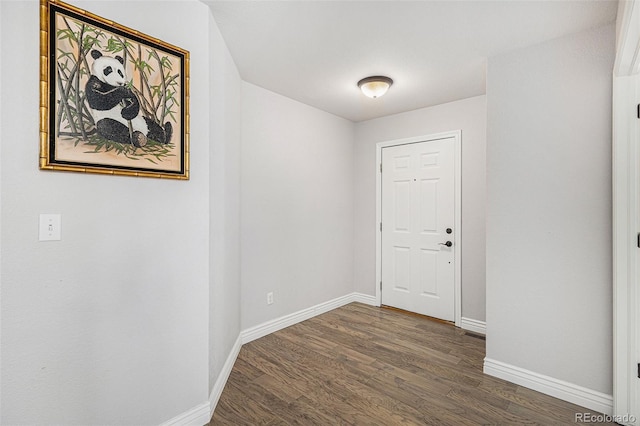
{"left": 39, "top": 214, "right": 61, "bottom": 241}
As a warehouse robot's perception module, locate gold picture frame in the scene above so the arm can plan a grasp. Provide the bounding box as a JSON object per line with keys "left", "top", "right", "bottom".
{"left": 39, "top": 0, "right": 190, "bottom": 179}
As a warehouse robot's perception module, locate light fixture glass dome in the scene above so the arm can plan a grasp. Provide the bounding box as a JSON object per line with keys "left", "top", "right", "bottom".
{"left": 358, "top": 76, "right": 393, "bottom": 98}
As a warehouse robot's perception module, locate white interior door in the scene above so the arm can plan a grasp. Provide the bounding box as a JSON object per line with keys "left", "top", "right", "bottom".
{"left": 381, "top": 138, "right": 455, "bottom": 321}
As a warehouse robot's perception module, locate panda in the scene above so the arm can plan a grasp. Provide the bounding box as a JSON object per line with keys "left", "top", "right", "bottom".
{"left": 85, "top": 50, "right": 172, "bottom": 147}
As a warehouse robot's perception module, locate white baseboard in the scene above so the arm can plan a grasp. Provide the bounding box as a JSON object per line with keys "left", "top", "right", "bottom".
{"left": 460, "top": 317, "right": 486, "bottom": 335}
{"left": 483, "top": 358, "right": 613, "bottom": 415}
{"left": 209, "top": 335, "right": 242, "bottom": 419}
{"left": 240, "top": 292, "right": 376, "bottom": 344}
{"left": 352, "top": 292, "right": 378, "bottom": 306}
{"left": 159, "top": 401, "right": 210, "bottom": 426}
{"left": 161, "top": 336, "right": 242, "bottom": 426}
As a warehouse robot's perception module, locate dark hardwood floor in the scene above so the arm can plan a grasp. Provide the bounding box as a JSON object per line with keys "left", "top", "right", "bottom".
{"left": 210, "top": 303, "right": 614, "bottom": 425}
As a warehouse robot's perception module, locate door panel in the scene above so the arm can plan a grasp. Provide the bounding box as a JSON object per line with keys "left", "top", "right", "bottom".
{"left": 394, "top": 180, "right": 410, "bottom": 231}
{"left": 381, "top": 138, "right": 455, "bottom": 321}
{"left": 419, "top": 179, "right": 438, "bottom": 232}
{"left": 392, "top": 246, "right": 410, "bottom": 291}
{"left": 419, "top": 248, "right": 438, "bottom": 296}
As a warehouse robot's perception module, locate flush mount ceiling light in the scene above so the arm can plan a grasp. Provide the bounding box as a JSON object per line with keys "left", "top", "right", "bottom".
{"left": 357, "top": 76, "right": 393, "bottom": 99}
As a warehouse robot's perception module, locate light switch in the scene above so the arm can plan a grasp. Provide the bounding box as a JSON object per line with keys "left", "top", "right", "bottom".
{"left": 39, "top": 214, "right": 61, "bottom": 241}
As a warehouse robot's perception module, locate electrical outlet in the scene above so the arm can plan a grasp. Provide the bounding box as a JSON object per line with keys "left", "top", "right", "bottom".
{"left": 267, "top": 292, "right": 274, "bottom": 305}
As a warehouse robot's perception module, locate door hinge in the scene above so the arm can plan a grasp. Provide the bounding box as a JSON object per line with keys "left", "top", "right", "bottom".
{"left": 637, "top": 363, "right": 639, "bottom": 378}
{"left": 380, "top": 163, "right": 382, "bottom": 173}
{"left": 637, "top": 104, "right": 640, "bottom": 119}
{"left": 380, "top": 281, "right": 382, "bottom": 292}
{"left": 637, "top": 233, "right": 640, "bottom": 248}
{"left": 380, "top": 222, "right": 382, "bottom": 232}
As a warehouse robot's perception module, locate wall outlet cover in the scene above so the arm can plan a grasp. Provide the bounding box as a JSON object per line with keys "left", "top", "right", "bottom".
{"left": 39, "top": 214, "right": 61, "bottom": 241}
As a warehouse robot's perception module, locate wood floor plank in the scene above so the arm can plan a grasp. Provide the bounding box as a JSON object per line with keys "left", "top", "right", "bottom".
{"left": 210, "top": 303, "right": 615, "bottom": 425}
{"left": 214, "top": 380, "right": 287, "bottom": 425}
{"left": 364, "top": 372, "right": 488, "bottom": 426}
{"left": 445, "top": 387, "right": 539, "bottom": 425}
{"left": 231, "top": 352, "right": 266, "bottom": 381}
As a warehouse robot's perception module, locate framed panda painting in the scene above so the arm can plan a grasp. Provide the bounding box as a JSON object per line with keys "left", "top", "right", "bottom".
{"left": 39, "top": 0, "right": 190, "bottom": 179}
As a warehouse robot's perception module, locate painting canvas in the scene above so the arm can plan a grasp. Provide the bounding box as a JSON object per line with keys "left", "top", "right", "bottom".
{"left": 40, "top": 0, "right": 190, "bottom": 179}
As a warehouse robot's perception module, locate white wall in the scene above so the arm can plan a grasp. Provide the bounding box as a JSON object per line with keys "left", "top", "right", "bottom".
{"left": 353, "top": 96, "right": 487, "bottom": 322}
{"left": 485, "top": 24, "right": 615, "bottom": 395}
{"left": 208, "top": 13, "right": 242, "bottom": 397}
{"left": 0, "top": 1, "right": 241, "bottom": 424}
{"left": 241, "top": 82, "right": 354, "bottom": 329}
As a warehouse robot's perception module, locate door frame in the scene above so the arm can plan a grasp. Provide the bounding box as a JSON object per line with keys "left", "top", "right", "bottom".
{"left": 612, "top": 73, "right": 639, "bottom": 425}
{"left": 613, "top": 0, "right": 640, "bottom": 423}
{"left": 375, "top": 130, "right": 462, "bottom": 327}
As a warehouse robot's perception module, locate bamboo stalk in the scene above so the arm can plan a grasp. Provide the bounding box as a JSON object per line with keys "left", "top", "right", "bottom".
{"left": 137, "top": 43, "right": 144, "bottom": 103}
{"left": 79, "top": 94, "right": 95, "bottom": 125}
{"left": 130, "top": 85, "right": 155, "bottom": 118}
{"left": 56, "top": 66, "right": 77, "bottom": 136}
{"left": 60, "top": 17, "right": 85, "bottom": 133}
{"left": 75, "top": 23, "right": 88, "bottom": 140}
{"left": 123, "top": 42, "right": 157, "bottom": 124}
{"left": 150, "top": 50, "right": 168, "bottom": 125}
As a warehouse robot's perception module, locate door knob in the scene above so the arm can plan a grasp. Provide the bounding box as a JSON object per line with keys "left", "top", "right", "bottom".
{"left": 439, "top": 241, "right": 452, "bottom": 247}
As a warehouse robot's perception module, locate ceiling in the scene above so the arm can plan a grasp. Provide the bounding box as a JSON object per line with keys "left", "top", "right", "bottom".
{"left": 204, "top": 1, "right": 618, "bottom": 122}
